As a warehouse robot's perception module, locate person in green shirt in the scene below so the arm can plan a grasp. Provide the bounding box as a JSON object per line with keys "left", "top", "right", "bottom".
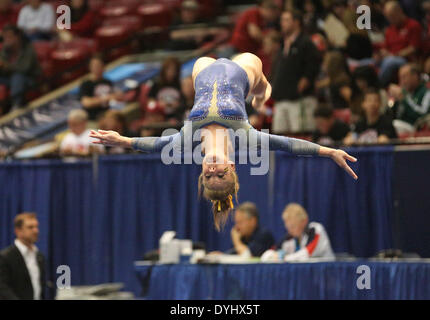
{"left": 389, "top": 63, "right": 430, "bottom": 126}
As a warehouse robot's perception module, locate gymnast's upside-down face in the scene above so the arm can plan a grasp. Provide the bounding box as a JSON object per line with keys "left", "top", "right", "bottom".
{"left": 201, "top": 153, "right": 235, "bottom": 191}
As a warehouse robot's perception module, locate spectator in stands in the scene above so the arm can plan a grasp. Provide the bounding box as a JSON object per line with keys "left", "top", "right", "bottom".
{"left": 225, "top": 202, "right": 275, "bottom": 258}
{"left": 376, "top": 1, "right": 422, "bottom": 87}
{"left": 60, "top": 109, "right": 104, "bottom": 156}
{"left": 294, "top": 0, "right": 324, "bottom": 35}
{"left": 57, "top": 0, "right": 98, "bottom": 41}
{"left": 138, "top": 101, "right": 166, "bottom": 138}
{"left": 0, "top": 0, "right": 18, "bottom": 36}
{"left": 389, "top": 63, "right": 430, "bottom": 128}
{"left": 17, "top": 0, "right": 55, "bottom": 41}
{"left": 258, "top": 29, "right": 281, "bottom": 78}
{"left": 317, "top": 50, "right": 353, "bottom": 111}
{"left": 148, "top": 56, "right": 186, "bottom": 125}
{"left": 167, "top": 0, "right": 209, "bottom": 51}
{"left": 344, "top": 88, "right": 397, "bottom": 145}
{"left": 98, "top": 110, "right": 130, "bottom": 154}
{"left": 321, "top": 0, "right": 350, "bottom": 48}
{"left": 0, "top": 25, "right": 40, "bottom": 112}
{"left": 221, "top": 0, "right": 280, "bottom": 57}
{"left": 353, "top": 66, "right": 387, "bottom": 106}
{"left": 271, "top": 9, "right": 320, "bottom": 134}
{"left": 351, "top": 65, "right": 388, "bottom": 123}
{"left": 0, "top": 212, "right": 46, "bottom": 300}
{"left": 80, "top": 55, "right": 124, "bottom": 121}
{"left": 261, "top": 203, "right": 334, "bottom": 262}
{"left": 312, "top": 105, "right": 350, "bottom": 146}
{"left": 173, "top": 0, "right": 202, "bottom": 25}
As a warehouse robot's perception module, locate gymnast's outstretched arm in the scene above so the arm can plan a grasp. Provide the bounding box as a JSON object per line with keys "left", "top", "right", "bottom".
{"left": 89, "top": 129, "right": 181, "bottom": 153}
{"left": 252, "top": 129, "right": 358, "bottom": 180}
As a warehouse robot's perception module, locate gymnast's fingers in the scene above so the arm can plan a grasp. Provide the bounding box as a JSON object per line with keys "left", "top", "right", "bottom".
{"left": 98, "top": 130, "right": 112, "bottom": 135}
{"left": 89, "top": 131, "right": 103, "bottom": 139}
{"left": 345, "top": 153, "right": 357, "bottom": 162}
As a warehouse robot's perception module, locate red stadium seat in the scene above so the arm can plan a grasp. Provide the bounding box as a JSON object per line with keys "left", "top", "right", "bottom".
{"left": 95, "top": 16, "right": 141, "bottom": 59}
{"left": 100, "top": 0, "right": 140, "bottom": 18}
{"left": 51, "top": 39, "right": 97, "bottom": 84}
{"left": 88, "top": 0, "right": 103, "bottom": 10}
{"left": 138, "top": 3, "right": 171, "bottom": 29}
{"left": 95, "top": 25, "right": 134, "bottom": 59}
{"left": 33, "top": 41, "right": 56, "bottom": 78}
{"left": 40, "top": 60, "right": 54, "bottom": 79}
{"left": 95, "top": 28, "right": 128, "bottom": 52}
{"left": 100, "top": 5, "right": 130, "bottom": 18}
{"left": 33, "top": 41, "right": 55, "bottom": 61}
{"left": 51, "top": 39, "right": 97, "bottom": 64}
{"left": 47, "top": 0, "right": 68, "bottom": 8}
{"left": 102, "top": 15, "right": 142, "bottom": 30}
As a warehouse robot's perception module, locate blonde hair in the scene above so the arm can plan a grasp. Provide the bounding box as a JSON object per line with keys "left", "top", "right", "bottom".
{"left": 198, "top": 169, "right": 239, "bottom": 231}
{"left": 282, "top": 203, "right": 308, "bottom": 221}
{"left": 68, "top": 109, "right": 88, "bottom": 122}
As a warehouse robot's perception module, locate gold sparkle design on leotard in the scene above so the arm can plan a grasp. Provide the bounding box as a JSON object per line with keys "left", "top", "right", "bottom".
{"left": 207, "top": 80, "right": 218, "bottom": 117}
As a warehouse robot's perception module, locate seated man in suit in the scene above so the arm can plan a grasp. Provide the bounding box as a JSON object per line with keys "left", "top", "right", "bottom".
{"left": 262, "top": 203, "right": 335, "bottom": 262}
{"left": 0, "top": 212, "right": 46, "bottom": 300}
{"left": 226, "top": 202, "right": 275, "bottom": 258}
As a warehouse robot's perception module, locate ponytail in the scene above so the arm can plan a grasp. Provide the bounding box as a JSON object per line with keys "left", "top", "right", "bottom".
{"left": 198, "top": 170, "right": 240, "bottom": 231}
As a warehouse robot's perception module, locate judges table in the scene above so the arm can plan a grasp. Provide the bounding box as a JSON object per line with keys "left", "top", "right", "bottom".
{"left": 134, "top": 260, "right": 430, "bottom": 300}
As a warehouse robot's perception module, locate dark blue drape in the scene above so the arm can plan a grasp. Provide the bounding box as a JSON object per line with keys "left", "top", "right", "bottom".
{"left": 0, "top": 147, "right": 396, "bottom": 295}
{"left": 270, "top": 146, "right": 394, "bottom": 257}
{"left": 135, "top": 262, "right": 430, "bottom": 300}
{"left": 392, "top": 149, "right": 430, "bottom": 258}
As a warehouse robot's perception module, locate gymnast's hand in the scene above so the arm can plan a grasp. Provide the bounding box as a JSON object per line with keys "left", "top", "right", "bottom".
{"left": 319, "top": 147, "right": 358, "bottom": 180}
{"left": 89, "top": 130, "right": 132, "bottom": 148}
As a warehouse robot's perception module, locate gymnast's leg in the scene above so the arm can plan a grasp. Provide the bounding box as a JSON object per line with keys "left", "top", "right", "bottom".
{"left": 231, "top": 52, "right": 272, "bottom": 110}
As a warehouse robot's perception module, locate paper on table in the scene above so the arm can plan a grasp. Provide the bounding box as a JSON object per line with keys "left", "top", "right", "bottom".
{"left": 202, "top": 254, "right": 260, "bottom": 264}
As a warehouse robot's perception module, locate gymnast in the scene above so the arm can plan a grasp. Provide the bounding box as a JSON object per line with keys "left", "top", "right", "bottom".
{"left": 90, "top": 53, "right": 358, "bottom": 230}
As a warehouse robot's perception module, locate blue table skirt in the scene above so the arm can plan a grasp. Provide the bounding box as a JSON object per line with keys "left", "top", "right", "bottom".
{"left": 135, "top": 261, "right": 430, "bottom": 300}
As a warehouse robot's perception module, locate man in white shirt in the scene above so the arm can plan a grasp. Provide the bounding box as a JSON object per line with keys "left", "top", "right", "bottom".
{"left": 262, "top": 203, "right": 335, "bottom": 262}
{"left": 60, "top": 109, "right": 104, "bottom": 156}
{"left": 0, "top": 212, "right": 46, "bottom": 300}
{"left": 17, "top": 0, "right": 55, "bottom": 41}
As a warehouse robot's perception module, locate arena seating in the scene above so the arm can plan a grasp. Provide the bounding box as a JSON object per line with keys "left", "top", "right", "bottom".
{"left": 0, "top": 0, "right": 224, "bottom": 114}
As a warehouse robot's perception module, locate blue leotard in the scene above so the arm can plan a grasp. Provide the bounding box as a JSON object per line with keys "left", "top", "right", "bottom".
{"left": 131, "top": 58, "right": 321, "bottom": 157}
{"left": 189, "top": 58, "right": 249, "bottom": 121}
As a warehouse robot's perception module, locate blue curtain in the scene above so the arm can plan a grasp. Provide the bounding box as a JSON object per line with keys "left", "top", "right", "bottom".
{"left": 90, "top": 154, "right": 271, "bottom": 294}
{"left": 136, "top": 262, "right": 430, "bottom": 299}
{"left": 0, "top": 147, "right": 395, "bottom": 295}
{"left": 270, "top": 146, "right": 394, "bottom": 258}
